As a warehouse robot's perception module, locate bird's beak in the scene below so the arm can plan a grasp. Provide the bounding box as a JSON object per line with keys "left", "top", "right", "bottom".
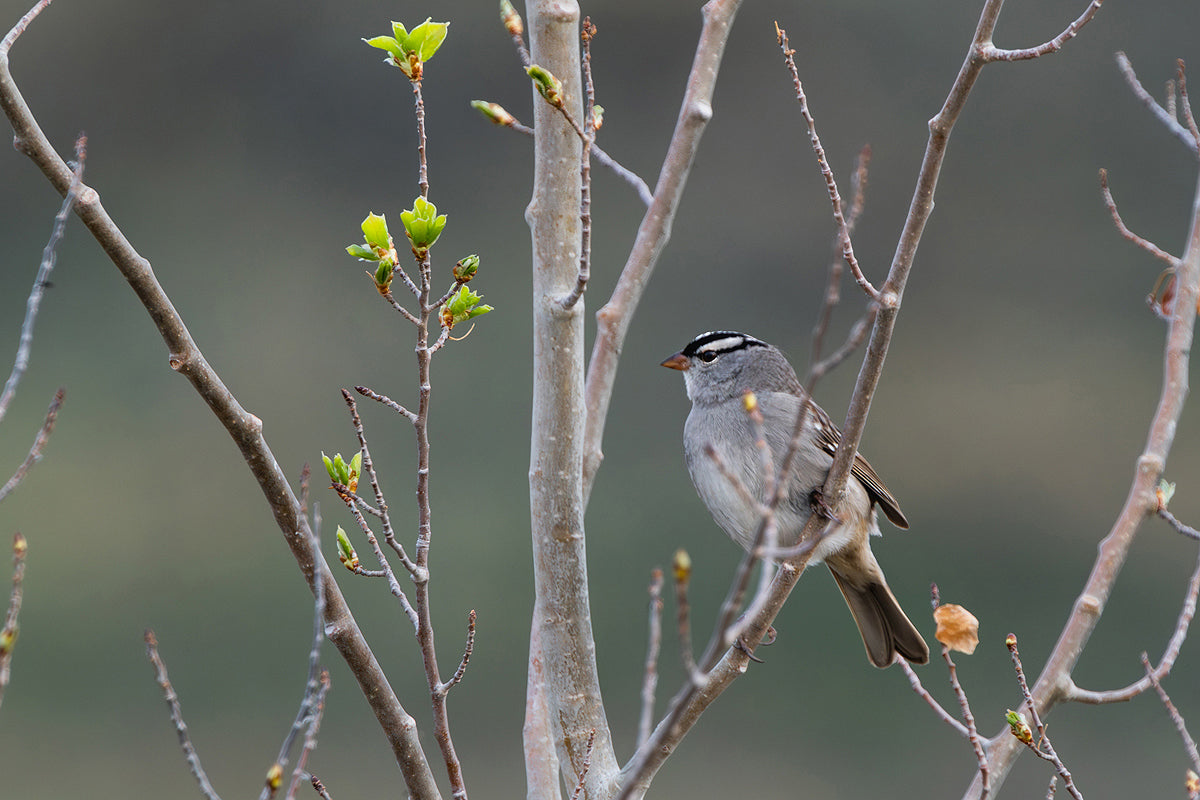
{"left": 660, "top": 352, "right": 689, "bottom": 371}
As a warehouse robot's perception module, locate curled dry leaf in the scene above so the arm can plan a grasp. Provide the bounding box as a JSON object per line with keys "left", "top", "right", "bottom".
{"left": 933, "top": 603, "right": 980, "bottom": 654}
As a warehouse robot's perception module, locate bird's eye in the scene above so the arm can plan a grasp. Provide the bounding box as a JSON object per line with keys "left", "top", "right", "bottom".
{"left": 698, "top": 351, "right": 718, "bottom": 363}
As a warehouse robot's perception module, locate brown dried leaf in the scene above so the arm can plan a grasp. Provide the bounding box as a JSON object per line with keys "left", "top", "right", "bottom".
{"left": 934, "top": 603, "right": 980, "bottom": 654}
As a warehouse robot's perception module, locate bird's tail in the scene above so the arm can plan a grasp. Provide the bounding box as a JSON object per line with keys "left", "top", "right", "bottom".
{"left": 828, "top": 554, "right": 929, "bottom": 668}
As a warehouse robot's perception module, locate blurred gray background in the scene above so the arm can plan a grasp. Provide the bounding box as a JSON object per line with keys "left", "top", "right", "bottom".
{"left": 2, "top": 0, "right": 1199, "bottom": 797}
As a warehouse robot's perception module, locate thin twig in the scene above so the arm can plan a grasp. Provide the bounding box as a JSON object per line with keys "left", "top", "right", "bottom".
{"left": 1141, "top": 652, "right": 1200, "bottom": 778}
{"left": 309, "top": 775, "right": 332, "bottom": 800}
{"left": 1098, "top": 169, "right": 1179, "bottom": 268}
{"left": 981, "top": 0, "right": 1103, "bottom": 61}
{"left": 477, "top": 105, "right": 653, "bottom": 205}
{"left": 808, "top": 307, "right": 878, "bottom": 383}
{"left": 1, "top": 5, "right": 439, "bottom": 794}
{"left": 1116, "top": 52, "right": 1198, "bottom": 153}
{"left": 145, "top": 630, "right": 224, "bottom": 800}
{"left": 1176, "top": 59, "right": 1200, "bottom": 153}
{"left": 382, "top": 288, "right": 422, "bottom": 323}
{"left": 263, "top": 523, "right": 328, "bottom": 800}
{"left": 929, "top": 585, "right": 989, "bottom": 798}
{"left": 0, "top": 387, "right": 64, "bottom": 503}
{"left": 559, "top": 18, "right": 597, "bottom": 311}
{"left": 637, "top": 569, "right": 664, "bottom": 750}
{"left": 581, "top": 0, "right": 745, "bottom": 508}
{"left": 1006, "top": 635, "right": 1083, "bottom": 800}
{"left": 569, "top": 729, "right": 596, "bottom": 800}
{"left": 286, "top": 671, "right": 331, "bottom": 800}
{"left": 1067, "top": 542, "right": 1200, "bottom": 704}
{"left": 0, "top": 134, "right": 83, "bottom": 424}
{"left": 899, "top": 660, "right": 970, "bottom": 738}
{"left": 0, "top": 533, "right": 28, "bottom": 711}
{"left": 355, "top": 384, "right": 418, "bottom": 425}
{"left": 437, "top": 610, "right": 476, "bottom": 695}
{"left": 500, "top": 0, "right": 530, "bottom": 67}
{"left": 810, "top": 145, "right": 871, "bottom": 368}
{"left": 777, "top": 25, "right": 877, "bottom": 300}
{"left": 341, "top": 390, "right": 419, "bottom": 575}
{"left": 673, "top": 552, "right": 701, "bottom": 684}
{"left": 1160, "top": 506, "right": 1200, "bottom": 541}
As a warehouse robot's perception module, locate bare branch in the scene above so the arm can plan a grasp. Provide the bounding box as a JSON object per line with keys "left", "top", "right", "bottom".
{"left": 0, "top": 8, "right": 440, "bottom": 793}
{"left": 474, "top": 103, "right": 653, "bottom": 205}
{"left": 1160, "top": 505, "right": 1200, "bottom": 541}
{"left": 808, "top": 306, "right": 877, "bottom": 384}
{"left": 581, "top": 0, "right": 745, "bottom": 505}
{"left": 970, "top": 52, "right": 1200, "bottom": 798}
{"left": 354, "top": 384, "right": 419, "bottom": 425}
{"left": 437, "top": 609, "right": 476, "bottom": 696}
{"left": 1098, "top": 169, "right": 1179, "bottom": 268}
{"left": 1141, "top": 653, "right": 1200, "bottom": 778}
{"left": 569, "top": 729, "right": 596, "bottom": 800}
{"left": 264, "top": 523, "right": 328, "bottom": 800}
{"left": 0, "top": 387, "right": 64, "bottom": 503}
{"left": 1065, "top": 540, "right": 1200, "bottom": 704}
{"left": 810, "top": 145, "right": 871, "bottom": 369}
{"left": 776, "top": 25, "right": 878, "bottom": 300}
{"left": 526, "top": 0, "right": 620, "bottom": 793}
{"left": 0, "top": 134, "right": 83, "bottom": 424}
{"left": 1116, "top": 52, "right": 1199, "bottom": 153}
{"left": 500, "top": 0, "right": 530, "bottom": 68}
{"left": 0, "top": 533, "right": 28, "bottom": 711}
{"left": 981, "top": 0, "right": 1103, "bottom": 62}
{"left": 1177, "top": 59, "right": 1200, "bottom": 152}
{"left": 285, "top": 671, "right": 330, "bottom": 800}
{"left": 145, "top": 630, "right": 224, "bottom": 800}
{"left": 636, "top": 569, "right": 663, "bottom": 750}
{"left": 558, "top": 19, "right": 598, "bottom": 312}
{"left": 1005, "top": 635, "right": 1083, "bottom": 800}
{"left": 381, "top": 288, "right": 422, "bottom": 324}
{"left": 900, "top": 660, "right": 970, "bottom": 738}
{"left": 309, "top": 774, "right": 332, "bottom": 800}
{"left": 671, "top": 551, "right": 701, "bottom": 684}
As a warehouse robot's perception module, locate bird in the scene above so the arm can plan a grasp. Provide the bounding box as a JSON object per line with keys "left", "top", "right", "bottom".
{"left": 661, "top": 330, "right": 929, "bottom": 667}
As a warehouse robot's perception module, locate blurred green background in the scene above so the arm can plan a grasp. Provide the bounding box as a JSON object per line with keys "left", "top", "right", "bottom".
{"left": 2, "top": 0, "right": 1199, "bottom": 797}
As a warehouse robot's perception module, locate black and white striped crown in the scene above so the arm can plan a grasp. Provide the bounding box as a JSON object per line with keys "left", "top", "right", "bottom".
{"left": 680, "top": 331, "right": 767, "bottom": 361}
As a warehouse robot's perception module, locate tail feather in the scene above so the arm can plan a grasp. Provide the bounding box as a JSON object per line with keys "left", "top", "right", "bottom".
{"left": 828, "top": 563, "right": 929, "bottom": 668}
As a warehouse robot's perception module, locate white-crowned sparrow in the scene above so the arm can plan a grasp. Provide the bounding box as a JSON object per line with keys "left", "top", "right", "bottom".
{"left": 662, "top": 331, "right": 929, "bottom": 667}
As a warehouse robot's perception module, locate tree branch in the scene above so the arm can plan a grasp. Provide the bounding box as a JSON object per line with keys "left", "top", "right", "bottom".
{"left": 525, "top": 1, "right": 619, "bottom": 796}
{"left": 965, "top": 51, "right": 1200, "bottom": 800}
{"left": 581, "top": 0, "right": 744, "bottom": 505}
{"left": 0, "top": 6, "right": 441, "bottom": 797}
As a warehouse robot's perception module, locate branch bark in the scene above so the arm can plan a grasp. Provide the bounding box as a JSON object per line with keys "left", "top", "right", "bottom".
{"left": 525, "top": 1, "right": 619, "bottom": 797}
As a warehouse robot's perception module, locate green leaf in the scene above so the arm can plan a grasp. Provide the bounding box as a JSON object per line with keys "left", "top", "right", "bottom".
{"left": 400, "top": 197, "right": 447, "bottom": 250}
{"left": 363, "top": 35, "right": 404, "bottom": 59}
{"left": 407, "top": 19, "right": 449, "bottom": 61}
{"left": 361, "top": 213, "right": 390, "bottom": 249}
{"left": 321, "top": 452, "right": 337, "bottom": 483}
{"left": 346, "top": 244, "right": 377, "bottom": 261}
{"left": 441, "top": 284, "right": 494, "bottom": 329}
{"left": 390, "top": 21, "right": 409, "bottom": 41}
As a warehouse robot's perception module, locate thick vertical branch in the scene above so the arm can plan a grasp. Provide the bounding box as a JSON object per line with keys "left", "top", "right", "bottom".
{"left": 525, "top": 1, "right": 618, "bottom": 798}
